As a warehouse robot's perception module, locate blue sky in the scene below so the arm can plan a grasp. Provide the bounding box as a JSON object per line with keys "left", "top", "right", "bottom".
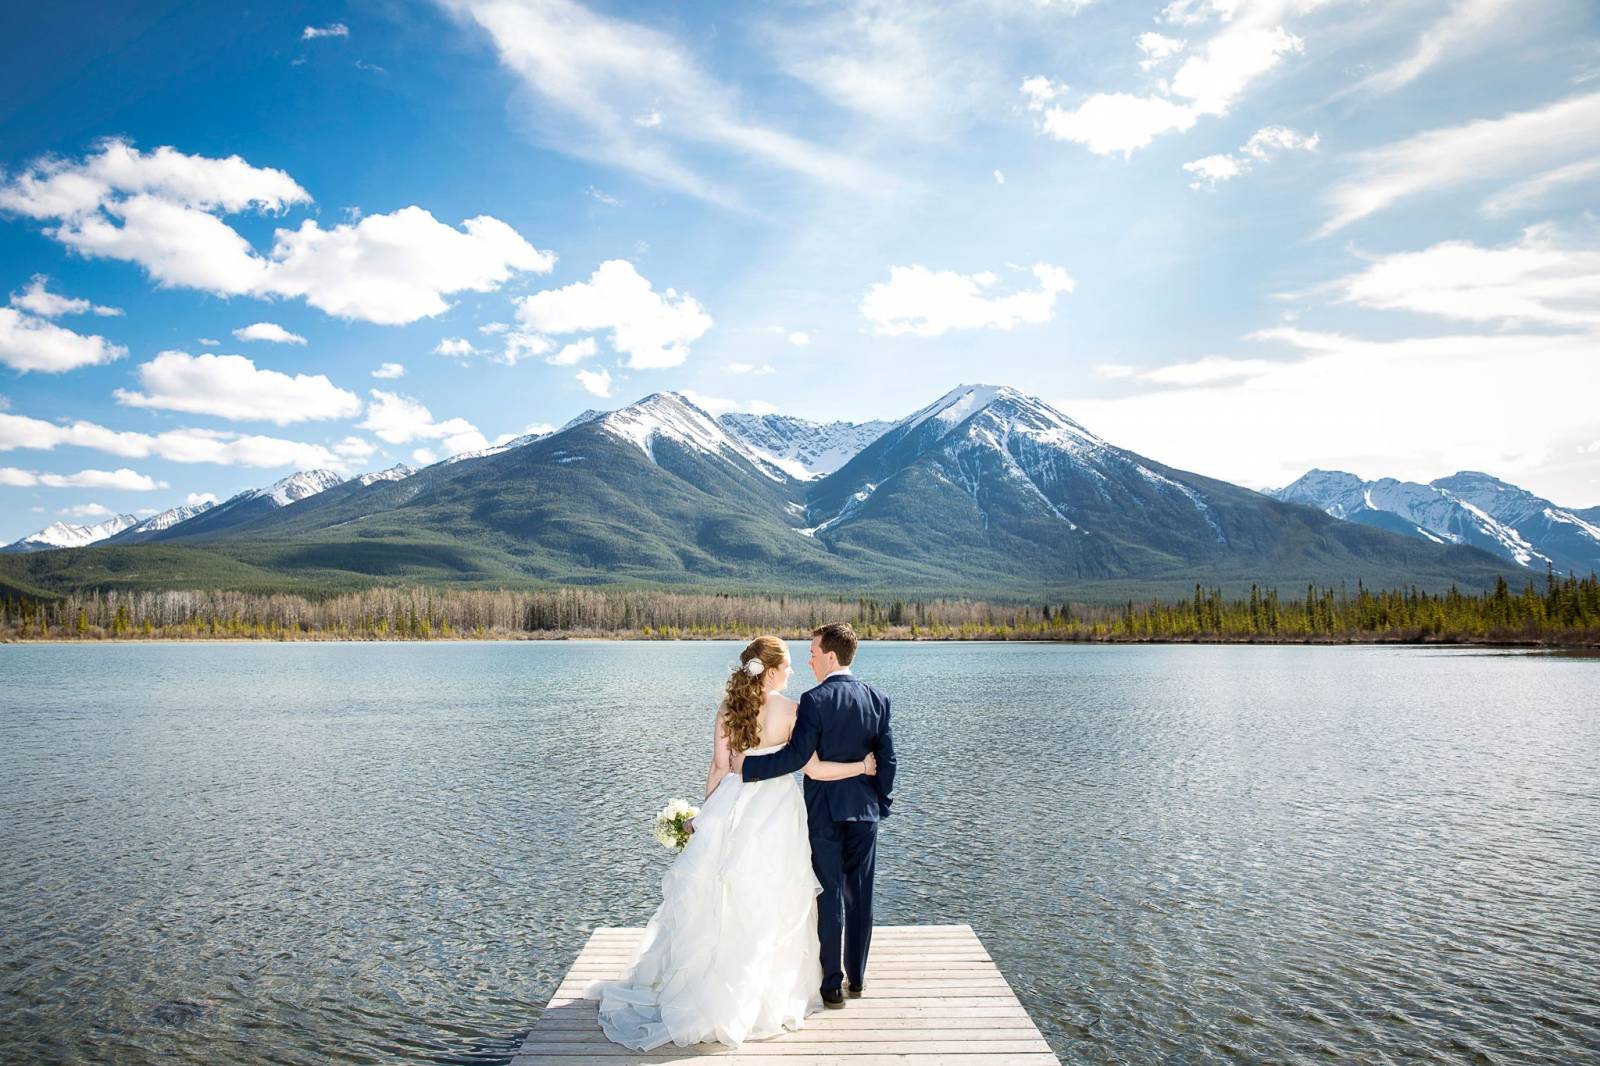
{"left": 2, "top": 0, "right": 1598, "bottom": 542}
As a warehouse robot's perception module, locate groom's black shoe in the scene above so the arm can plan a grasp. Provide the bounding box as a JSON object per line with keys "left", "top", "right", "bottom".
{"left": 821, "top": 988, "right": 845, "bottom": 1009}
{"left": 845, "top": 980, "right": 863, "bottom": 999}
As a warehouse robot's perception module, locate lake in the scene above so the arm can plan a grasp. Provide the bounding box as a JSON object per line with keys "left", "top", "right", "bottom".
{"left": 2, "top": 641, "right": 1597, "bottom": 1064}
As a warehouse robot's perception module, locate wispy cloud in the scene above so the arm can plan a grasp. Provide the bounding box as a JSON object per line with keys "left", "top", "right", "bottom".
{"left": 1320, "top": 90, "right": 1600, "bottom": 235}
{"left": 438, "top": 0, "right": 886, "bottom": 207}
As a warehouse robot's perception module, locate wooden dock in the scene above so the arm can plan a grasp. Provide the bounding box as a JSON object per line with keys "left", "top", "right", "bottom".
{"left": 512, "top": 923, "right": 1061, "bottom": 1064}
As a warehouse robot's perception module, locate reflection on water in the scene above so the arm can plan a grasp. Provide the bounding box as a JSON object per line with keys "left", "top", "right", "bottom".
{"left": 2, "top": 641, "right": 1597, "bottom": 1063}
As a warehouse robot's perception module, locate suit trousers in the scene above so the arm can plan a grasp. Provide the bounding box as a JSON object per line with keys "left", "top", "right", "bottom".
{"left": 809, "top": 818, "right": 877, "bottom": 994}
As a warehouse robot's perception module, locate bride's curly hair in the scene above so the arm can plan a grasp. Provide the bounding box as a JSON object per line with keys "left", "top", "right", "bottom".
{"left": 723, "top": 636, "right": 786, "bottom": 752}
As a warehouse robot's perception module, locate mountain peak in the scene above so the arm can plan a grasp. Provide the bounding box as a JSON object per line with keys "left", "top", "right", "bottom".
{"left": 593, "top": 391, "right": 788, "bottom": 480}
{"left": 251, "top": 469, "right": 344, "bottom": 507}
{"left": 356, "top": 463, "right": 415, "bottom": 486}
{"left": 2, "top": 513, "right": 139, "bottom": 552}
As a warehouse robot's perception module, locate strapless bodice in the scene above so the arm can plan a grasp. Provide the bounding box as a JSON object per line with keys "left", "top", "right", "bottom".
{"left": 741, "top": 743, "right": 785, "bottom": 757}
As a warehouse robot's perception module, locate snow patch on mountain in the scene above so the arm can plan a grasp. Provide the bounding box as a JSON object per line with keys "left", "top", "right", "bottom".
{"left": 597, "top": 393, "right": 790, "bottom": 481}
{"left": 719, "top": 413, "right": 891, "bottom": 480}
{"left": 249, "top": 469, "right": 344, "bottom": 507}
{"left": 125, "top": 501, "right": 216, "bottom": 536}
{"left": 356, "top": 464, "right": 415, "bottom": 486}
{"left": 3, "top": 514, "right": 139, "bottom": 552}
{"left": 1270, "top": 468, "right": 1600, "bottom": 571}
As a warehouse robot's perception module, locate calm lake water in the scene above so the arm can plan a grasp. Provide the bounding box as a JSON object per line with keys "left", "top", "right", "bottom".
{"left": 2, "top": 641, "right": 1598, "bottom": 1064}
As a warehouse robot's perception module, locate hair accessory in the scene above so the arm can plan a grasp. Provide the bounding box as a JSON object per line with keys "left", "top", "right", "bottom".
{"left": 743, "top": 658, "right": 766, "bottom": 677}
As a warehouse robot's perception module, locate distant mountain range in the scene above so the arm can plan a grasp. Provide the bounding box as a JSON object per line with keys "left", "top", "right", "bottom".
{"left": 0, "top": 385, "right": 1536, "bottom": 598}
{"left": 1271, "top": 470, "right": 1600, "bottom": 575}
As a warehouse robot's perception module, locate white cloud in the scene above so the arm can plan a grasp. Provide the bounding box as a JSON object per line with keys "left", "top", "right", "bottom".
{"left": 232, "top": 321, "right": 307, "bottom": 344}
{"left": 0, "top": 308, "right": 127, "bottom": 373}
{"left": 358, "top": 390, "right": 489, "bottom": 455}
{"left": 1482, "top": 158, "right": 1600, "bottom": 217}
{"left": 412, "top": 448, "right": 438, "bottom": 465}
{"left": 514, "top": 260, "right": 712, "bottom": 369}
{"left": 479, "top": 321, "right": 510, "bottom": 335}
{"left": 371, "top": 362, "right": 406, "bottom": 379}
{"left": 727, "top": 362, "right": 777, "bottom": 375}
{"left": 9, "top": 276, "right": 121, "bottom": 317}
{"left": 1030, "top": 0, "right": 1316, "bottom": 156}
{"left": 993, "top": 169, "right": 1005, "bottom": 184}
{"left": 333, "top": 436, "right": 377, "bottom": 460}
{"left": 1183, "top": 154, "right": 1243, "bottom": 188}
{"left": 494, "top": 422, "right": 554, "bottom": 444}
{"left": 0, "top": 140, "right": 554, "bottom": 325}
{"left": 0, "top": 411, "right": 339, "bottom": 468}
{"left": 1184, "top": 124, "right": 1317, "bottom": 188}
{"left": 185, "top": 492, "right": 219, "bottom": 506}
{"left": 1321, "top": 90, "right": 1600, "bottom": 235}
{"left": 0, "top": 466, "right": 167, "bottom": 490}
{"left": 576, "top": 367, "right": 614, "bottom": 397}
{"left": 1067, "top": 326, "right": 1600, "bottom": 502}
{"left": 585, "top": 186, "right": 622, "bottom": 206}
{"left": 433, "top": 337, "right": 478, "bottom": 357}
{"left": 498, "top": 329, "right": 553, "bottom": 365}
{"left": 113, "top": 351, "right": 362, "bottom": 424}
{"left": 1327, "top": 225, "right": 1600, "bottom": 328}
{"left": 440, "top": 0, "right": 883, "bottom": 205}
{"left": 63, "top": 503, "right": 115, "bottom": 518}
{"left": 678, "top": 389, "right": 778, "bottom": 416}
{"left": 860, "top": 262, "right": 1075, "bottom": 337}
{"left": 266, "top": 207, "right": 556, "bottom": 324}
{"left": 1358, "top": 0, "right": 1518, "bottom": 95}
{"left": 303, "top": 23, "right": 349, "bottom": 40}
{"left": 1020, "top": 75, "right": 1068, "bottom": 111}
{"left": 1137, "top": 32, "right": 1187, "bottom": 69}
{"left": 198, "top": 337, "right": 220, "bottom": 346}
{"left": 547, "top": 337, "right": 597, "bottom": 366}
{"left": 1097, "top": 355, "right": 1282, "bottom": 386}
{"left": 1038, "top": 92, "right": 1199, "bottom": 156}
{"left": 788, "top": 331, "right": 811, "bottom": 346}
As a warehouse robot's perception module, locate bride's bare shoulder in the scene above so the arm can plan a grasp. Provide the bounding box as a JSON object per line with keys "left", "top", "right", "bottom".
{"left": 767, "top": 693, "right": 799, "bottom": 715}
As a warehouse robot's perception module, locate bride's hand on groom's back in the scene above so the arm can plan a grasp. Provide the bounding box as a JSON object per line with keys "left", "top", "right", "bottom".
{"left": 862, "top": 752, "right": 877, "bottom": 776}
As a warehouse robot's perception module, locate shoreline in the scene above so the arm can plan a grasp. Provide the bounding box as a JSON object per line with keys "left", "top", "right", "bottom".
{"left": 4, "top": 633, "right": 1598, "bottom": 650}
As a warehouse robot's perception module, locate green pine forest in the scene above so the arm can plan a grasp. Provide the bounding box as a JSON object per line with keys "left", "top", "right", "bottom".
{"left": 3, "top": 570, "right": 1597, "bottom": 645}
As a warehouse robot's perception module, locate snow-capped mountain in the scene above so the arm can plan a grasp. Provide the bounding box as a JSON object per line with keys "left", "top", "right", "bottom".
{"left": 252, "top": 469, "right": 344, "bottom": 506}
{"left": 1, "top": 513, "right": 139, "bottom": 553}
{"left": 719, "top": 413, "right": 892, "bottom": 480}
{"left": 122, "top": 469, "right": 346, "bottom": 542}
{"left": 559, "top": 408, "right": 607, "bottom": 432}
{"left": 110, "top": 500, "right": 219, "bottom": 543}
{"left": 592, "top": 392, "right": 794, "bottom": 482}
{"left": 1271, "top": 469, "right": 1600, "bottom": 573}
{"left": 356, "top": 463, "right": 415, "bottom": 486}
{"left": 809, "top": 383, "right": 1223, "bottom": 542}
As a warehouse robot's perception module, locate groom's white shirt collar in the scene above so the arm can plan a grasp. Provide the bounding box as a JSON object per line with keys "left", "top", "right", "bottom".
{"left": 823, "top": 667, "right": 853, "bottom": 681}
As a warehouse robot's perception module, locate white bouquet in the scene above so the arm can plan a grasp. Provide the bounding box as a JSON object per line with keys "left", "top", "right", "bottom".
{"left": 653, "top": 798, "right": 700, "bottom": 852}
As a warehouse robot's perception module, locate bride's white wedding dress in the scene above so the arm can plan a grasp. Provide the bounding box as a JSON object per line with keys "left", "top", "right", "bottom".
{"left": 584, "top": 742, "right": 824, "bottom": 1050}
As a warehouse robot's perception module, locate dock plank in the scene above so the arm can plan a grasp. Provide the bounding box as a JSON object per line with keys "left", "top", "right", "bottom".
{"left": 514, "top": 926, "right": 1059, "bottom": 1065}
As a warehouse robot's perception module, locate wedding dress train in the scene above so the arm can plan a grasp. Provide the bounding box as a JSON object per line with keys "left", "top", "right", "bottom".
{"left": 584, "top": 743, "right": 824, "bottom": 1050}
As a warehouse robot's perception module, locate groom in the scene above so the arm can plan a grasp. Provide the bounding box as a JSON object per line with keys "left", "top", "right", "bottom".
{"left": 732, "top": 623, "right": 897, "bottom": 1008}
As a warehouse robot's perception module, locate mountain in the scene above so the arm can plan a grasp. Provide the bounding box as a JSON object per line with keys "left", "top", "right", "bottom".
{"left": 798, "top": 384, "right": 1514, "bottom": 589}
{"left": 110, "top": 500, "right": 218, "bottom": 544}
{"left": 718, "top": 414, "right": 892, "bottom": 479}
{"left": 2, "top": 514, "right": 139, "bottom": 553}
{"left": 1271, "top": 469, "right": 1600, "bottom": 574}
{"left": 355, "top": 464, "right": 415, "bottom": 486}
{"left": 131, "top": 469, "right": 345, "bottom": 542}
{"left": 0, "top": 387, "right": 1522, "bottom": 597}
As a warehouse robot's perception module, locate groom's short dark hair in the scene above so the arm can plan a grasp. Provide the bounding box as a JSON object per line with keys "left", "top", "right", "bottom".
{"left": 813, "top": 622, "right": 858, "bottom": 666}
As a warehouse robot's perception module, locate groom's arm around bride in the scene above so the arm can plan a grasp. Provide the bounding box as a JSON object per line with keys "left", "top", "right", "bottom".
{"left": 737, "top": 628, "right": 896, "bottom": 820}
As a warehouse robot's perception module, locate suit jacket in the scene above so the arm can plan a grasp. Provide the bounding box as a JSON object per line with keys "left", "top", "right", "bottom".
{"left": 740, "top": 673, "right": 897, "bottom": 823}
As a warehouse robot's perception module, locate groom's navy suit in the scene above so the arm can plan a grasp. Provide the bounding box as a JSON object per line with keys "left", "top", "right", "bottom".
{"left": 740, "top": 671, "right": 897, "bottom": 996}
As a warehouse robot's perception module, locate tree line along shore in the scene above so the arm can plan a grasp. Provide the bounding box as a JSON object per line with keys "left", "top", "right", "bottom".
{"left": 2, "top": 572, "right": 1597, "bottom": 645}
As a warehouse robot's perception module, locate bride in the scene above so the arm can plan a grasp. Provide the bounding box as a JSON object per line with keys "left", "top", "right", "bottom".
{"left": 584, "top": 635, "right": 878, "bottom": 1050}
